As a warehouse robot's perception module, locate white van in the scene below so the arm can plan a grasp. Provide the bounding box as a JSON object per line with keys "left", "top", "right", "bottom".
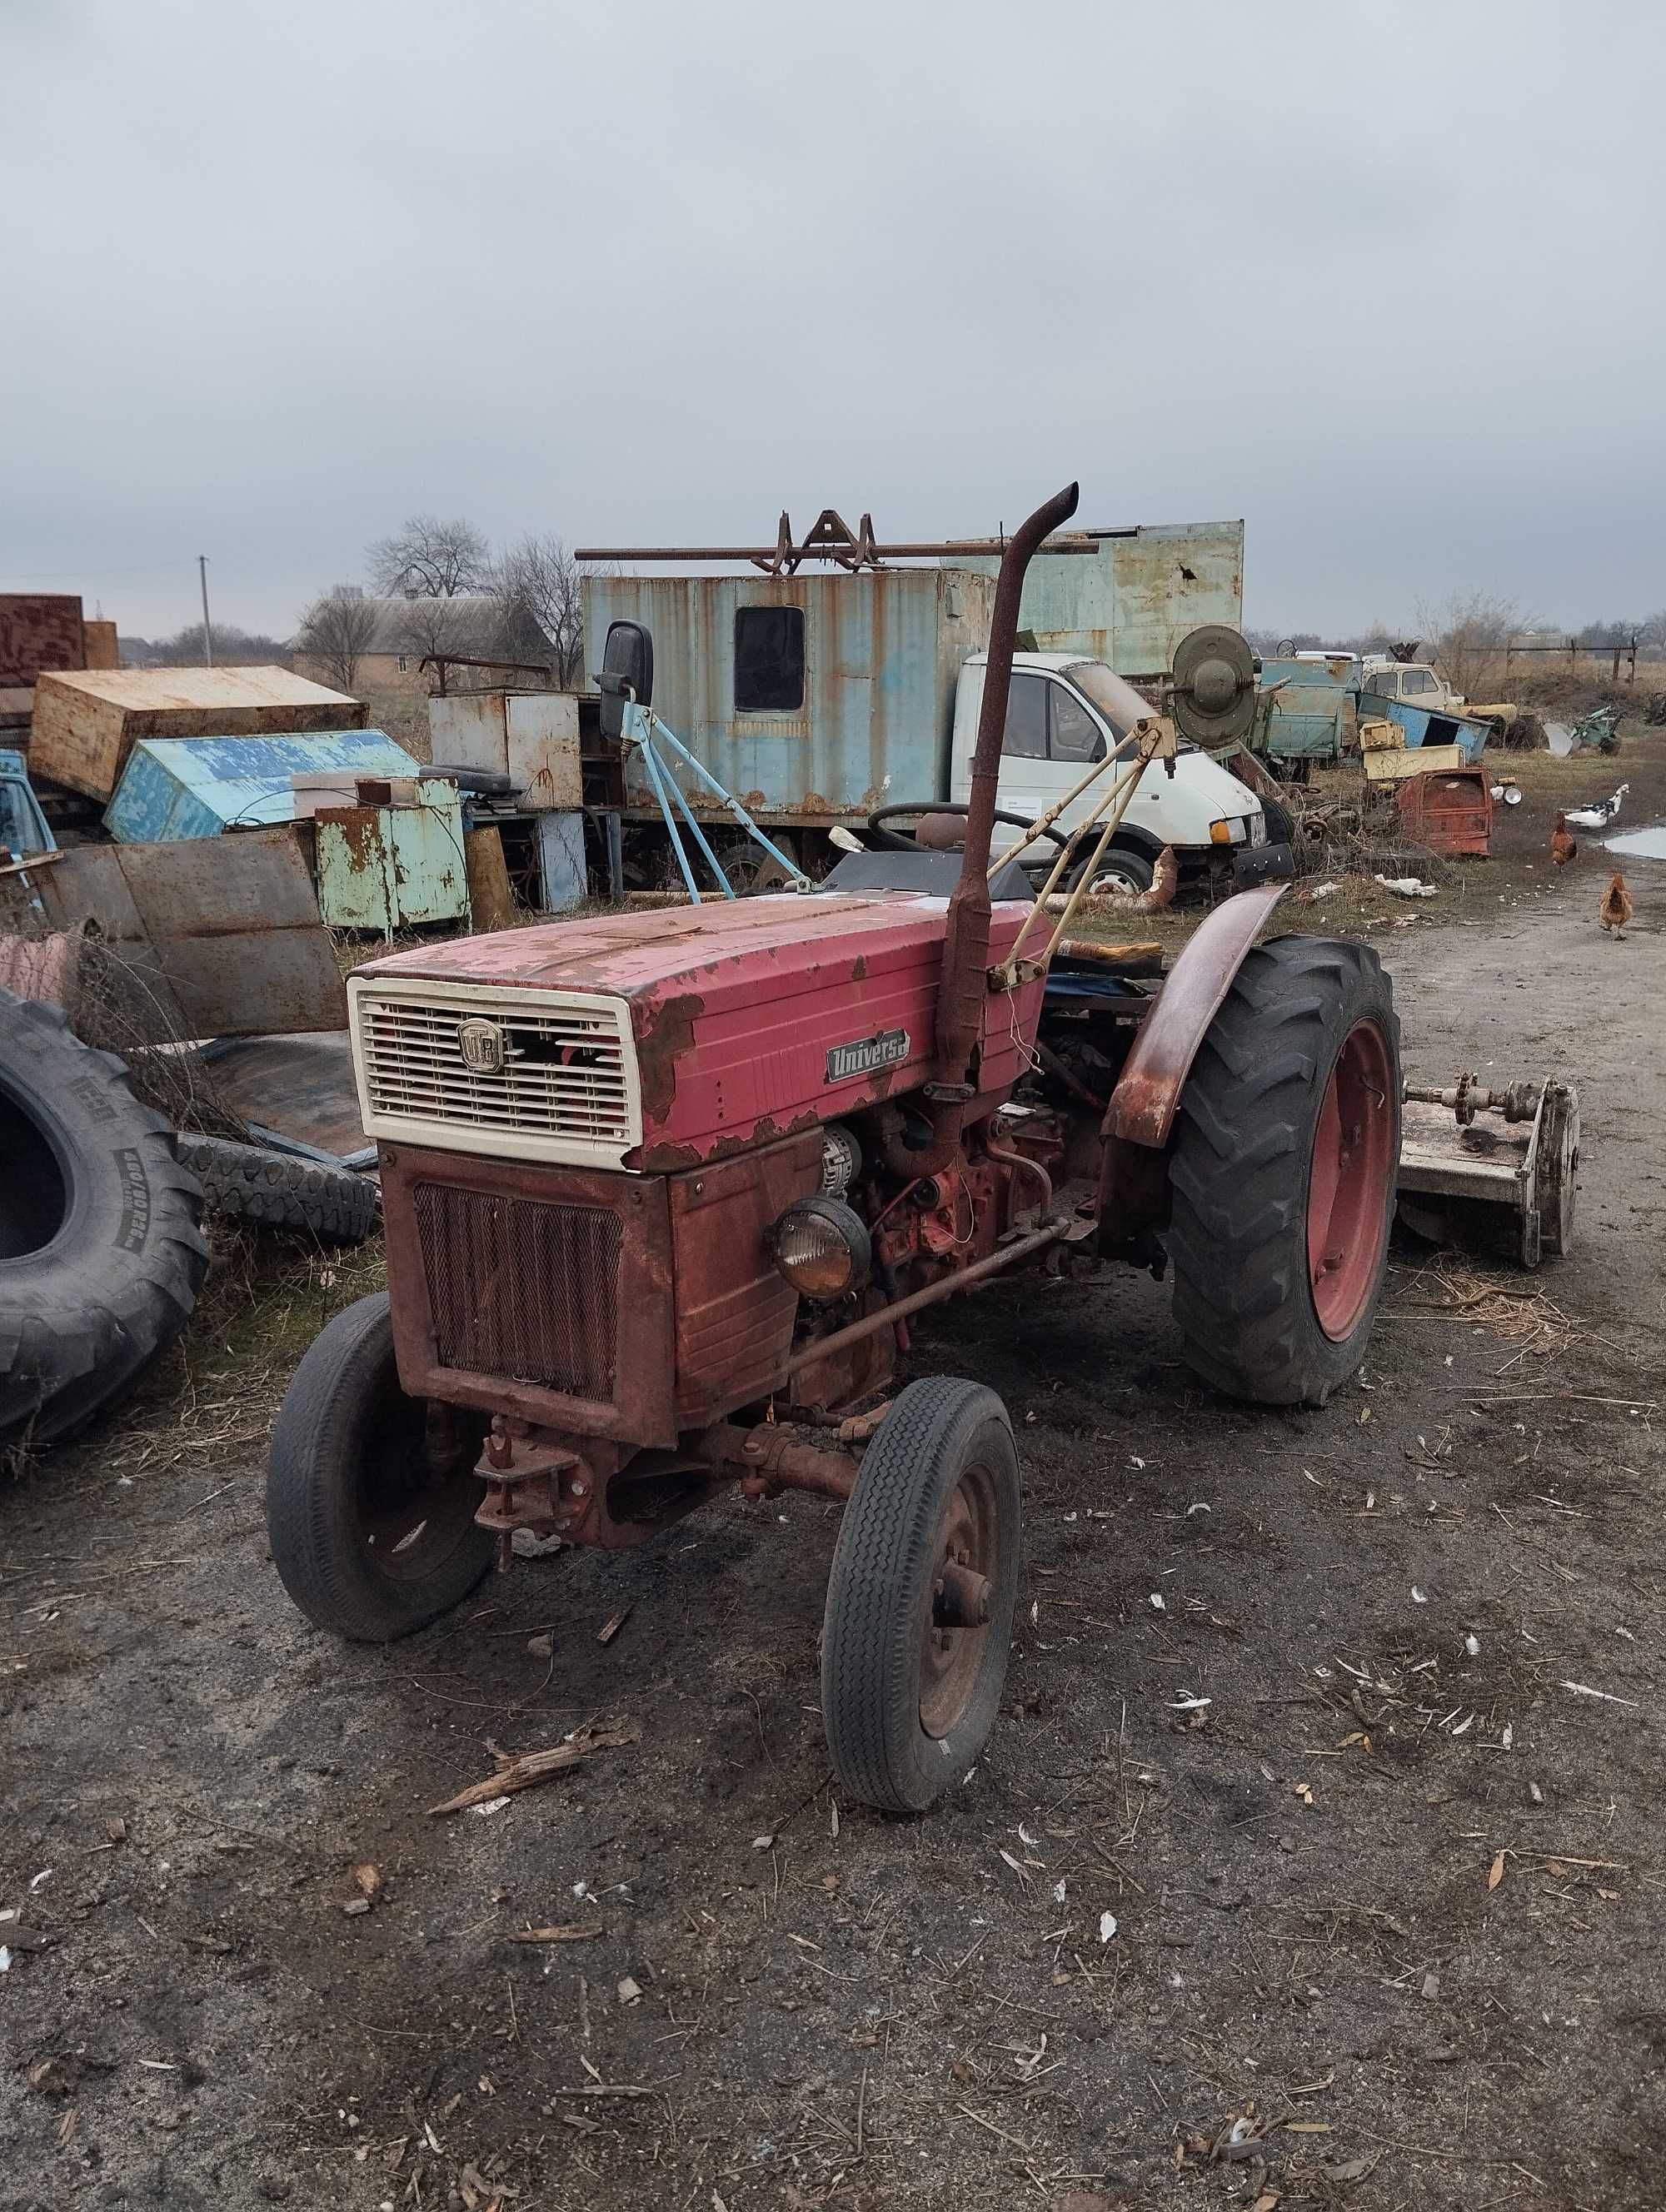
{"left": 951, "top": 651, "right": 1279, "bottom": 891}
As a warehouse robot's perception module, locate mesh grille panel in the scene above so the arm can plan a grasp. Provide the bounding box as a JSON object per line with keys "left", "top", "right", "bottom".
{"left": 414, "top": 1182, "right": 621, "bottom": 1399}
{"left": 358, "top": 992, "right": 636, "bottom": 1156}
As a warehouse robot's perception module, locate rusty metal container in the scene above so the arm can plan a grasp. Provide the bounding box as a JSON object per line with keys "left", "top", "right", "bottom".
{"left": 1395, "top": 767, "right": 1493, "bottom": 856}
{"left": 427, "top": 690, "right": 581, "bottom": 808}
{"left": 0, "top": 595, "right": 84, "bottom": 689}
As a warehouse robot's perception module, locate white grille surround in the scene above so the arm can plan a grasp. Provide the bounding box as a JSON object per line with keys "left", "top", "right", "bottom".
{"left": 350, "top": 976, "right": 645, "bottom": 1168}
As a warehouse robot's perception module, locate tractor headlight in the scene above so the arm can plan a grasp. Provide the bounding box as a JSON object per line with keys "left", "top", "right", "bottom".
{"left": 765, "top": 1195, "right": 871, "bottom": 1299}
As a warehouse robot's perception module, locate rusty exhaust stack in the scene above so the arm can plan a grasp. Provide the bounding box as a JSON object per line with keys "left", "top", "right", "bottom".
{"left": 935, "top": 481, "right": 1080, "bottom": 1094}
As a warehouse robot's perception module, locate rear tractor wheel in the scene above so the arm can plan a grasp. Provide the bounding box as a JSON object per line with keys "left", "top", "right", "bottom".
{"left": 821, "top": 1378, "right": 1021, "bottom": 1813}
{"left": 1166, "top": 936, "right": 1400, "bottom": 1407}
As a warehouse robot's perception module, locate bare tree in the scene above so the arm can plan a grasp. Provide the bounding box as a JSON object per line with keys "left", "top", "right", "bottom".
{"left": 389, "top": 592, "right": 491, "bottom": 675}
{"left": 367, "top": 514, "right": 491, "bottom": 598}
{"left": 297, "top": 584, "right": 378, "bottom": 692}
{"left": 1415, "top": 589, "right": 1524, "bottom": 700}
{"left": 490, "top": 534, "right": 590, "bottom": 685}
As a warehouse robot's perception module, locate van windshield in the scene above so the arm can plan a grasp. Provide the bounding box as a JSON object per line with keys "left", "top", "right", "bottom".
{"left": 1060, "top": 660, "right": 1155, "bottom": 740}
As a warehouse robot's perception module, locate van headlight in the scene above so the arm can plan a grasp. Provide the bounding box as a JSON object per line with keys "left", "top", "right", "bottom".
{"left": 764, "top": 1196, "right": 872, "bottom": 1298}
{"left": 1210, "top": 817, "right": 1250, "bottom": 845}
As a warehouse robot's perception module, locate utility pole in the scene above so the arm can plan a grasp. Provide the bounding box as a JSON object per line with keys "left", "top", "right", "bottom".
{"left": 198, "top": 555, "right": 213, "bottom": 667}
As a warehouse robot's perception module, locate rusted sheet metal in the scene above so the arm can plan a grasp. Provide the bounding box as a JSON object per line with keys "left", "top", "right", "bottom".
{"left": 17, "top": 826, "right": 347, "bottom": 1037}
{"left": 1395, "top": 768, "right": 1492, "bottom": 856}
{"left": 582, "top": 566, "right": 995, "bottom": 821}
{"left": 379, "top": 1143, "right": 679, "bottom": 1447}
{"left": 197, "top": 1032, "right": 367, "bottom": 1155}
{"left": 314, "top": 780, "right": 468, "bottom": 929}
{"left": 1103, "top": 883, "right": 1289, "bottom": 1148}
{"left": 953, "top": 521, "right": 1244, "bottom": 675}
{"left": 0, "top": 595, "right": 84, "bottom": 688}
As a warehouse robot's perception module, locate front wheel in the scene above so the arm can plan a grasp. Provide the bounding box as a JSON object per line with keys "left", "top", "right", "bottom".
{"left": 267, "top": 1293, "right": 493, "bottom": 1640}
{"left": 1166, "top": 936, "right": 1400, "bottom": 1407}
{"left": 821, "top": 1378, "right": 1021, "bottom": 1813}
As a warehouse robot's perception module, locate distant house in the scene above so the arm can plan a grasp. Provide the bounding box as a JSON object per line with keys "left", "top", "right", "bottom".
{"left": 293, "top": 595, "right": 558, "bottom": 695}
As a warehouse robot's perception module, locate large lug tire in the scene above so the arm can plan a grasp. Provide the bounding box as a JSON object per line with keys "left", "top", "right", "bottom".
{"left": 1166, "top": 935, "right": 1400, "bottom": 1408}
{"left": 821, "top": 1378, "right": 1021, "bottom": 1814}
{"left": 173, "top": 1133, "right": 379, "bottom": 1246}
{"left": 267, "top": 1292, "right": 493, "bottom": 1641}
{"left": 0, "top": 988, "right": 207, "bottom": 1450}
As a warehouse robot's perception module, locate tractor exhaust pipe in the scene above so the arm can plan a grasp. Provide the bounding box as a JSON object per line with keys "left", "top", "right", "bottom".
{"left": 935, "top": 481, "right": 1080, "bottom": 1097}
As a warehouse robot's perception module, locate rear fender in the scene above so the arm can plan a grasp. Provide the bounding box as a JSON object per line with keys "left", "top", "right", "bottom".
{"left": 1102, "top": 883, "right": 1289, "bottom": 1151}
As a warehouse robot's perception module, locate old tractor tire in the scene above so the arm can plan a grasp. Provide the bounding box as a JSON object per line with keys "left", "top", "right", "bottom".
{"left": 267, "top": 1292, "right": 493, "bottom": 1641}
{"left": 821, "top": 1378, "right": 1020, "bottom": 1813}
{"left": 0, "top": 987, "right": 207, "bottom": 1450}
{"left": 174, "top": 1134, "right": 378, "bottom": 1245}
{"left": 1166, "top": 936, "right": 1400, "bottom": 1408}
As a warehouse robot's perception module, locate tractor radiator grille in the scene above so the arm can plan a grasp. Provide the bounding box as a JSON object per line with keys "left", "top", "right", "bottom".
{"left": 413, "top": 1181, "right": 622, "bottom": 1400}
{"left": 352, "top": 984, "right": 642, "bottom": 1168}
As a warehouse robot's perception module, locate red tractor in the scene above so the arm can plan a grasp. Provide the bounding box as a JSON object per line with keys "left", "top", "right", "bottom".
{"left": 267, "top": 486, "right": 1400, "bottom": 1812}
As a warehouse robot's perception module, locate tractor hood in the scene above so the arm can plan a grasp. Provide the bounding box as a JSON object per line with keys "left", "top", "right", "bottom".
{"left": 352, "top": 893, "right": 1044, "bottom": 1171}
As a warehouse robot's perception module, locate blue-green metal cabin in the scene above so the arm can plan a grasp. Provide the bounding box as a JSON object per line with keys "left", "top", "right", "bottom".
{"left": 1254, "top": 655, "right": 1360, "bottom": 765}
{"left": 581, "top": 566, "right": 997, "bottom": 825}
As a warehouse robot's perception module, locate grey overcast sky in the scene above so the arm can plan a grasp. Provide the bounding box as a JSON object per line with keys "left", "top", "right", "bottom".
{"left": 2, "top": 1, "right": 1660, "bottom": 640}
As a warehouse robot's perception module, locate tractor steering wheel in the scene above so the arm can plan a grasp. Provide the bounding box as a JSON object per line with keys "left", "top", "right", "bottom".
{"left": 865, "top": 801, "right": 1070, "bottom": 857}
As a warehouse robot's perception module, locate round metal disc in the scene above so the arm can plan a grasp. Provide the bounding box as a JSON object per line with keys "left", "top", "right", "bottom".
{"left": 1172, "top": 624, "right": 1257, "bottom": 745}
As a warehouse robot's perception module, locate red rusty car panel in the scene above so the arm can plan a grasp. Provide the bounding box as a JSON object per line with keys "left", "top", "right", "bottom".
{"left": 380, "top": 1143, "right": 678, "bottom": 1447}
{"left": 1102, "top": 883, "right": 1288, "bottom": 1148}
{"left": 1395, "top": 768, "right": 1492, "bottom": 856}
{"left": 668, "top": 1128, "right": 825, "bottom": 1425}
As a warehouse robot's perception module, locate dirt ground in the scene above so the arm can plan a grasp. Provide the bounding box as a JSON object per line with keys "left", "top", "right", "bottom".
{"left": 5, "top": 739, "right": 1666, "bottom": 2212}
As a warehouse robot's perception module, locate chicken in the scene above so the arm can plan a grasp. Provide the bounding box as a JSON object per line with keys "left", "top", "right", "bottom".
{"left": 1550, "top": 814, "right": 1578, "bottom": 866}
{"left": 1599, "top": 871, "right": 1634, "bottom": 939}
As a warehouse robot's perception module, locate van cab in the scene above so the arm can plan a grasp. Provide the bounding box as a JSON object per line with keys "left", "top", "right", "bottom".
{"left": 951, "top": 651, "right": 1282, "bottom": 891}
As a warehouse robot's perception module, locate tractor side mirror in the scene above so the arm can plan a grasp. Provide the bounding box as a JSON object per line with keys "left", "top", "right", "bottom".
{"left": 596, "top": 620, "right": 654, "bottom": 741}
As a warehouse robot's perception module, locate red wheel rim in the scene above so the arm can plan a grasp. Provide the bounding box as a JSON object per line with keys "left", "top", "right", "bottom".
{"left": 919, "top": 1463, "right": 996, "bottom": 1739}
{"left": 1306, "top": 1018, "right": 1395, "bottom": 1343}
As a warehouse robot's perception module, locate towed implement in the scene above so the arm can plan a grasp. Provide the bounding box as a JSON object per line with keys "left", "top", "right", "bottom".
{"left": 267, "top": 485, "right": 1406, "bottom": 1812}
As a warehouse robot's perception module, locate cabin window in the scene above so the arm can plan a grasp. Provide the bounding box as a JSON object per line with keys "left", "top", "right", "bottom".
{"left": 396, "top": 655, "right": 408, "bottom": 673}
{"left": 1048, "top": 685, "right": 1102, "bottom": 762}
{"left": 1403, "top": 667, "right": 1437, "bottom": 695}
{"left": 1000, "top": 672, "right": 1049, "bottom": 759}
{"left": 734, "top": 605, "right": 805, "bottom": 712}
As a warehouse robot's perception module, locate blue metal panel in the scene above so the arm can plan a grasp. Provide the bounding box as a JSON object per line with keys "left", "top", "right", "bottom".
{"left": 1363, "top": 695, "right": 1490, "bottom": 766}
{"left": 104, "top": 731, "right": 423, "bottom": 842}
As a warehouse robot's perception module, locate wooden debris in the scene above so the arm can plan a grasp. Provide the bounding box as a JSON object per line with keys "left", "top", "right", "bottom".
{"left": 506, "top": 1922, "right": 604, "bottom": 1945}
{"left": 427, "top": 1722, "right": 639, "bottom": 1816}
{"left": 597, "top": 1606, "right": 632, "bottom": 1646}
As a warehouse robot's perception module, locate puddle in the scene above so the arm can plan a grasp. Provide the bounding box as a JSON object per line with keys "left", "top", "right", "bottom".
{"left": 1606, "top": 825, "right": 1666, "bottom": 860}
{"left": 1547, "top": 723, "right": 1574, "bottom": 755}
